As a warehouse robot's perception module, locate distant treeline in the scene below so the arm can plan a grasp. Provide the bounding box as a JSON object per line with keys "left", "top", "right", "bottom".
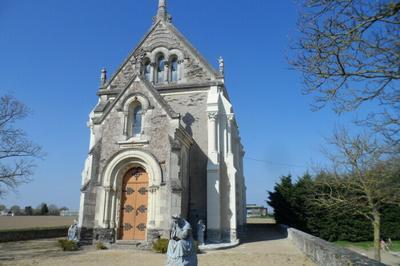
{"left": 268, "top": 174, "right": 400, "bottom": 241}
{"left": 0, "top": 203, "right": 68, "bottom": 216}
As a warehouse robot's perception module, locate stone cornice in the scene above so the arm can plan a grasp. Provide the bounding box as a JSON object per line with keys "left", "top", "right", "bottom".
{"left": 92, "top": 74, "right": 179, "bottom": 125}
{"left": 156, "top": 80, "right": 223, "bottom": 93}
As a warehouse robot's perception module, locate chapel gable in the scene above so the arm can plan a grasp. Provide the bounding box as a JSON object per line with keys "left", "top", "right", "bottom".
{"left": 102, "top": 11, "right": 219, "bottom": 91}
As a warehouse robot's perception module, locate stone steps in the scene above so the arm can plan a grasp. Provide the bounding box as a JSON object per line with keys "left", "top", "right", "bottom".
{"left": 110, "top": 240, "right": 152, "bottom": 250}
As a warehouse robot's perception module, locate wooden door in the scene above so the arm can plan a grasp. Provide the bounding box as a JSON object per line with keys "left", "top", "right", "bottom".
{"left": 119, "top": 167, "right": 149, "bottom": 240}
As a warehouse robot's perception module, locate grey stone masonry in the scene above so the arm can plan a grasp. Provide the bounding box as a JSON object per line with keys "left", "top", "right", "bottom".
{"left": 279, "top": 225, "right": 385, "bottom": 266}
{"left": 78, "top": 0, "right": 245, "bottom": 247}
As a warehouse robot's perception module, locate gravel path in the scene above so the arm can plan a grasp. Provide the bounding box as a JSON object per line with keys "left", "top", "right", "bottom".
{"left": 0, "top": 224, "right": 314, "bottom": 266}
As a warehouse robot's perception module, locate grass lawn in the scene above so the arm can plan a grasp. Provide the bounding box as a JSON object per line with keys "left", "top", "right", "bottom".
{"left": 335, "top": 240, "right": 400, "bottom": 252}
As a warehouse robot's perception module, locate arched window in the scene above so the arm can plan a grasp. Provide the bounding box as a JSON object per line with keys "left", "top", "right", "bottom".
{"left": 170, "top": 57, "right": 178, "bottom": 82}
{"left": 156, "top": 54, "right": 165, "bottom": 83}
{"left": 132, "top": 104, "right": 143, "bottom": 136}
{"left": 144, "top": 61, "right": 151, "bottom": 81}
{"left": 127, "top": 101, "right": 143, "bottom": 137}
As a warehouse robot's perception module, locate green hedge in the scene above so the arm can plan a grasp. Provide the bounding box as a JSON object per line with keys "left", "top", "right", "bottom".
{"left": 268, "top": 174, "right": 400, "bottom": 242}
{"left": 0, "top": 226, "right": 69, "bottom": 242}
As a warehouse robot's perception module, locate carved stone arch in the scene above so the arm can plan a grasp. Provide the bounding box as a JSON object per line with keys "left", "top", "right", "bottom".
{"left": 99, "top": 149, "right": 162, "bottom": 231}
{"left": 102, "top": 149, "right": 162, "bottom": 190}
{"left": 147, "top": 42, "right": 179, "bottom": 53}
{"left": 118, "top": 93, "right": 151, "bottom": 137}
{"left": 120, "top": 93, "right": 151, "bottom": 113}
{"left": 168, "top": 49, "right": 184, "bottom": 61}
{"left": 167, "top": 49, "right": 184, "bottom": 82}
{"left": 150, "top": 47, "right": 170, "bottom": 62}
{"left": 140, "top": 57, "right": 153, "bottom": 82}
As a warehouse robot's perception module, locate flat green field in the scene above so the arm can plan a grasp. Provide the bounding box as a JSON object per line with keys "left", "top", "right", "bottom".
{"left": 0, "top": 216, "right": 77, "bottom": 230}
{"left": 247, "top": 217, "right": 276, "bottom": 224}
{"left": 335, "top": 240, "right": 400, "bottom": 252}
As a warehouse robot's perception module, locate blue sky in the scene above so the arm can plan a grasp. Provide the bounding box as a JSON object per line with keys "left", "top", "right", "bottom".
{"left": 0, "top": 0, "right": 356, "bottom": 210}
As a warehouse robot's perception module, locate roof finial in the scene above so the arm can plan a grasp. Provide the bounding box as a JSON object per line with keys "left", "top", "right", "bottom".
{"left": 157, "top": 0, "right": 167, "bottom": 21}
{"left": 100, "top": 68, "right": 107, "bottom": 86}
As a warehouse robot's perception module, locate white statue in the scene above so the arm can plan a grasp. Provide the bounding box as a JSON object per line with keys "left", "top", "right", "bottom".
{"left": 67, "top": 219, "right": 78, "bottom": 242}
{"left": 166, "top": 214, "right": 198, "bottom": 266}
{"left": 196, "top": 220, "right": 205, "bottom": 246}
{"left": 218, "top": 56, "right": 224, "bottom": 75}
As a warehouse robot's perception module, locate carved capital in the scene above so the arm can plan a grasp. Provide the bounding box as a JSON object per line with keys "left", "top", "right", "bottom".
{"left": 207, "top": 112, "right": 218, "bottom": 121}
{"left": 148, "top": 185, "right": 159, "bottom": 193}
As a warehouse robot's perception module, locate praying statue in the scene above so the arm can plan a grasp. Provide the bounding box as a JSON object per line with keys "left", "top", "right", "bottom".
{"left": 166, "top": 214, "right": 198, "bottom": 266}
{"left": 67, "top": 219, "right": 79, "bottom": 242}
{"left": 196, "top": 220, "right": 205, "bottom": 246}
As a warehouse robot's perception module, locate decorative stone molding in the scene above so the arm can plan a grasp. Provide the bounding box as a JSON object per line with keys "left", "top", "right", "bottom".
{"left": 133, "top": 48, "right": 147, "bottom": 63}
{"left": 148, "top": 185, "right": 159, "bottom": 193}
{"left": 99, "top": 149, "right": 163, "bottom": 232}
{"left": 117, "top": 138, "right": 150, "bottom": 148}
{"left": 119, "top": 93, "right": 151, "bottom": 113}
{"left": 207, "top": 112, "right": 218, "bottom": 121}
{"left": 102, "top": 149, "right": 162, "bottom": 189}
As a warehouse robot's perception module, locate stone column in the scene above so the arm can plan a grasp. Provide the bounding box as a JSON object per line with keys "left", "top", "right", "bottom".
{"left": 177, "top": 59, "right": 184, "bottom": 81}
{"left": 227, "top": 114, "right": 234, "bottom": 155}
{"left": 208, "top": 112, "right": 218, "bottom": 155}
{"left": 103, "top": 186, "right": 111, "bottom": 227}
{"left": 148, "top": 186, "right": 158, "bottom": 228}
{"left": 109, "top": 189, "right": 116, "bottom": 228}
{"left": 150, "top": 62, "right": 156, "bottom": 83}
{"left": 227, "top": 114, "right": 237, "bottom": 241}
{"left": 207, "top": 111, "right": 221, "bottom": 242}
{"left": 164, "top": 61, "right": 170, "bottom": 83}
{"left": 170, "top": 143, "right": 182, "bottom": 218}
{"left": 240, "top": 147, "right": 246, "bottom": 226}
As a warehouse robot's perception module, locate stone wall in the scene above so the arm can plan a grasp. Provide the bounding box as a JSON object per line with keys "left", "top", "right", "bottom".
{"left": 162, "top": 90, "right": 209, "bottom": 225}
{"left": 0, "top": 227, "right": 68, "bottom": 243}
{"left": 280, "top": 225, "right": 385, "bottom": 266}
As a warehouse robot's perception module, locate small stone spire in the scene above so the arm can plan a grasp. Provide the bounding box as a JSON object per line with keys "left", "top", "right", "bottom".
{"left": 100, "top": 68, "right": 107, "bottom": 86}
{"left": 157, "top": 0, "right": 168, "bottom": 21}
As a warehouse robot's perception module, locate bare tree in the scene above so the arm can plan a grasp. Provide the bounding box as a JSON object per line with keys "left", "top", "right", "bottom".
{"left": 48, "top": 204, "right": 60, "bottom": 216}
{"left": 0, "top": 95, "right": 42, "bottom": 196}
{"left": 291, "top": 0, "right": 400, "bottom": 146}
{"left": 315, "top": 128, "right": 400, "bottom": 261}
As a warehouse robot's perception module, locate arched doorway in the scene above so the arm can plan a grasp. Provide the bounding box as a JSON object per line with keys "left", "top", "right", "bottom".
{"left": 119, "top": 167, "right": 149, "bottom": 240}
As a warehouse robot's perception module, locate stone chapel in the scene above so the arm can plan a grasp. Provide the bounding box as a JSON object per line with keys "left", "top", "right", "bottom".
{"left": 78, "top": 0, "right": 246, "bottom": 245}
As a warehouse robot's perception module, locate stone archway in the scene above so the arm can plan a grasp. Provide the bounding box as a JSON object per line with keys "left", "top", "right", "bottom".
{"left": 98, "top": 149, "right": 162, "bottom": 241}
{"left": 119, "top": 167, "right": 149, "bottom": 240}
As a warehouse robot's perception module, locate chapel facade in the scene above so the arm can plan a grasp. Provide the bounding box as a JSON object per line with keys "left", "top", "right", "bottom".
{"left": 78, "top": 0, "right": 246, "bottom": 244}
